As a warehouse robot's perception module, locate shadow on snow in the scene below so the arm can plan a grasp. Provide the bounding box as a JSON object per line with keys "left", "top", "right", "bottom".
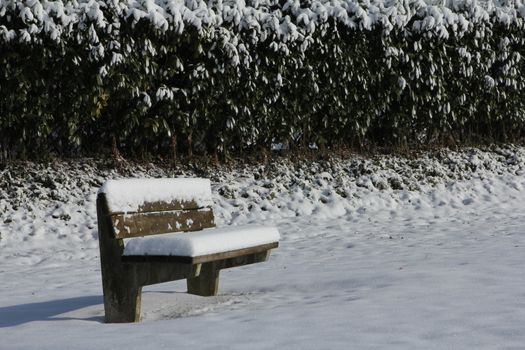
{"left": 0, "top": 295, "right": 103, "bottom": 327}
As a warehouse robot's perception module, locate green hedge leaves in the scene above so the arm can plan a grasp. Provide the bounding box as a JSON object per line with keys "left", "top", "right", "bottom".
{"left": 1, "top": 0, "right": 525, "bottom": 159}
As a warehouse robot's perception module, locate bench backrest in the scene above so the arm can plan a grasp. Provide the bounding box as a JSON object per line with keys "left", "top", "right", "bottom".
{"left": 97, "top": 178, "right": 215, "bottom": 239}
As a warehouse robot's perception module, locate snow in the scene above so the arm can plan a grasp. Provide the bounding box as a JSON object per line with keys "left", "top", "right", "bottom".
{"left": 1, "top": 146, "right": 525, "bottom": 348}
{"left": 2, "top": 0, "right": 524, "bottom": 48}
{"left": 123, "top": 225, "right": 280, "bottom": 256}
{"left": 99, "top": 178, "right": 213, "bottom": 213}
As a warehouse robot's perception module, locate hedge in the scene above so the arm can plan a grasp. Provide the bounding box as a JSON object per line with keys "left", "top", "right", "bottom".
{"left": 1, "top": 0, "right": 525, "bottom": 160}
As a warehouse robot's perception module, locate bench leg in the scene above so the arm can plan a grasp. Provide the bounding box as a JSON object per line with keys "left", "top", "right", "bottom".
{"left": 103, "top": 281, "right": 143, "bottom": 323}
{"left": 187, "top": 262, "right": 220, "bottom": 296}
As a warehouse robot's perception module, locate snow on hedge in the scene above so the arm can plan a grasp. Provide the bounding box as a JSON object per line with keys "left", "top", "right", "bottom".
{"left": 2, "top": 0, "right": 524, "bottom": 49}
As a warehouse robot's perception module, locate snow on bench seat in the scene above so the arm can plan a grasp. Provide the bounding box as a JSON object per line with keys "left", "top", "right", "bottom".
{"left": 99, "top": 178, "right": 213, "bottom": 213}
{"left": 123, "top": 225, "right": 280, "bottom": 257}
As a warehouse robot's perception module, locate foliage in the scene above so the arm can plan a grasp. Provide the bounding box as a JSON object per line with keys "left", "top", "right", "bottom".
{"left": 1, "top": 0, "right": 525, "bottom": 159}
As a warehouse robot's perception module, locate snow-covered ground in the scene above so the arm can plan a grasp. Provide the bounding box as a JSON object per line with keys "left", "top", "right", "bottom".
{"left": 1, "top": 147, "right": 525, "bottom": 349}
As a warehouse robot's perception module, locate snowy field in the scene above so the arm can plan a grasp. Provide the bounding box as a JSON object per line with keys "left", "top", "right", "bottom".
{"left": 1, "top": 147, "right": 525, "bottom": 349}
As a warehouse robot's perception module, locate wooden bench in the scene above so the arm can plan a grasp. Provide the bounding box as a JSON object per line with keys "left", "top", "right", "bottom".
{"left": 96, "top": 178, "right": 279, "bottom": 323}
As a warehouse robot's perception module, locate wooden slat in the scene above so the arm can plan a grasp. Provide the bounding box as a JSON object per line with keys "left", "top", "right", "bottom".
{"left": 121, "top": 242, "right": 279, "bottom": 264}
{"left": 108, "top": 199, "right": 208, "bottom": 215}
{"left": 111, "top": 208, "right": 215, "bottom": 239}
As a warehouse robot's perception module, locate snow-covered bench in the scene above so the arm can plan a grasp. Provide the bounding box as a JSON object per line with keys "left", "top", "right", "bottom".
{"left": 96, "top": 178, "right": 279, "bottom": 323}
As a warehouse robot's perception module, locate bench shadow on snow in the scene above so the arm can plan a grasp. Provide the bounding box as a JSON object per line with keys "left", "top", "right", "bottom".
{"left": 0, "top": 295, "right": 104, "bottom": 327}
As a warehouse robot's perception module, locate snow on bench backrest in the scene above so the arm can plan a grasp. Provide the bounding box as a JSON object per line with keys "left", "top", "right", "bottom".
{"left": 98, "top": 178, "right": 215, "bottom": 239}
{"left": 100, "top": 178, "right": 213, "bottom": 214}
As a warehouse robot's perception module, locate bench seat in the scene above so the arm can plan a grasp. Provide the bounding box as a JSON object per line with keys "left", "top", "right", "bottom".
{"left": 122, "top": 225, "right": 280, "bottom": 263}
